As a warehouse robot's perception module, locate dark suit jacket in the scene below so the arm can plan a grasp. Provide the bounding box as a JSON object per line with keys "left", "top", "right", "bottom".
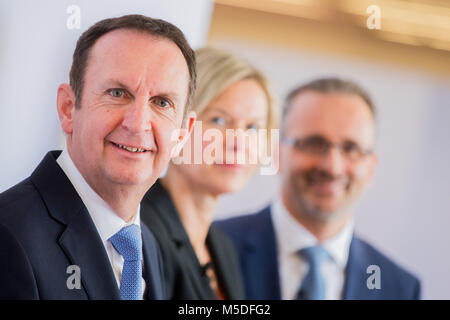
{"left": 141, "top": 179, "right": 246, "bottom": 300}
{"left": 215, "top": 206, "right": 421, "bottom": 300}
{"left": 0, "top": 151, "right": 165, "bottom": 300}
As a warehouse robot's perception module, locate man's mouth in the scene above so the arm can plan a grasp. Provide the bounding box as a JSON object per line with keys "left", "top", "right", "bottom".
{"left": 311, "top": 180, "right": 345, "bottom": 195}
{"left": 303, "top": 171, "right": 349, "bottom": 196}
{"left": 111, "top": 142, "right": 149, "bottom": 153}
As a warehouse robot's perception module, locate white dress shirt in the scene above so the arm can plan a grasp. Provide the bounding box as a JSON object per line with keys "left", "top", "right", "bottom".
{"left": 271, "top": 198, "right": 354, "bottom": 300}
{"left": 56, "top": 148, "right": 146, "bottom": 298}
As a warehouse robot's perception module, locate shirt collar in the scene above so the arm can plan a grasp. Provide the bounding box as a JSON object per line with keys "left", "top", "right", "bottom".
{"left": 56, "top": 148, "right": 141, "bottom": 243}
{"left": 271, "top": 197, "right": 354, "bottom": 268}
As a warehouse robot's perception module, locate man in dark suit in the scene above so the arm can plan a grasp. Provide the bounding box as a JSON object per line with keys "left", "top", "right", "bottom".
{"left": 216, "top": 78, "right": 421, "bottom": 300}
{"left": 0, "top": 15, "right": 196, "bottom": 299}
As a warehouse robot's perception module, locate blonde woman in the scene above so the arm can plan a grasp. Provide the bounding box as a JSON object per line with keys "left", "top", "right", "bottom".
{"left": 141, "top": 47, "right": 279, "bottom": 299}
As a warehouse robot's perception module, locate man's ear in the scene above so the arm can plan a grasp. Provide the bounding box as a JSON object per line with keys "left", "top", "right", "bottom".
{"left": 170, "top": 111, "right": 196, "bottom": 158}
{"left": 56, "top": 83, "right": 76, "bottom": 135}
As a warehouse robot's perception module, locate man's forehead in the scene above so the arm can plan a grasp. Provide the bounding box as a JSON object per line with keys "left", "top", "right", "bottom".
{"left": 85, "top": 28, "right": 189, "bottom": 94}
{"left": 88, "top": 29, "right": 185, "bottom": 69}
{"left": 92, "top": 28, "right": 169, "bottom": 51}
{"left": 285, "top": 91, "right": 375, "bottom": 142}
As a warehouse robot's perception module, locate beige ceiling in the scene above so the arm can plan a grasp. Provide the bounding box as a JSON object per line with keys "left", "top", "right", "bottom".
{"left": 210, "top": 0, "right": 450, "bottom": 76}
{"left": 214, "top": 0, "right": 450, "bottom": 52}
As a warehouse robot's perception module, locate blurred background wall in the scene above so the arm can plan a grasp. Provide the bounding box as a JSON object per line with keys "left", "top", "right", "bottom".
{"left": 1, "top": 0, "right": 449, "bottom": 299}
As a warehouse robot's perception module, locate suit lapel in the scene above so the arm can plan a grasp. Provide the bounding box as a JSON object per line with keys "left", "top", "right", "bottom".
{"left": 141, "top": 223, "right": 164, "bottom": 300}
{"left": 207, "top": 227, "right": 238, "bottom": 299}
{"left": 58, "top": 209, "right": 120, "bottom": 299}
{"left": 178, "top": 241, "right": 217, "bottom": 299}
{"left": 244, "top": 207, "right": 281, "bottom": 300}
{"left": 31, "top": 151, "right": 120, "bottom": 300}
{"left": 144, "top": 180, "right": 216, "bottom": 299}
{"left": 343, "top": 236, "right": 381, "bottom": 300}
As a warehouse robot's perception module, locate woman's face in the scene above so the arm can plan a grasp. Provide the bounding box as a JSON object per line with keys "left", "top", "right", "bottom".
{"left": 174, "top": 78, "right": 269, "bottom": 196}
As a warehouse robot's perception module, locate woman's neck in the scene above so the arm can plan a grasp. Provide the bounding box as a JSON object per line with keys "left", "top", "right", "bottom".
{"left": 161, "top": 168, "right": 219, "bottom": 262}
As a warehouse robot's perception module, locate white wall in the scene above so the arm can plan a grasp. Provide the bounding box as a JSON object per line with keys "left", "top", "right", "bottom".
{"left": 0, "top": 0, "right": 213, "bottom": 191}
{"left": 211, "top": 38, "right": 450, "bottom": 299}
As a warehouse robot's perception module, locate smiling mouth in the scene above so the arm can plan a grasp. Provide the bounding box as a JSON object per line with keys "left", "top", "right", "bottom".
{"left": 308, "top": 180, "right": 348, "bottom": 196}
{"left": 111, "top": 142, "right": 149, "bottom": 153}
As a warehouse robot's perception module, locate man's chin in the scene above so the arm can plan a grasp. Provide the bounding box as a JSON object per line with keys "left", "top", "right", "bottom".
{"left": 303, "top": 200, "right": 348, "bottom": 222}
{"left": 308, "top": 192, "right": 346, "bottom": 209}
{"left": 105, "top": 169, "right": 155, "bottom": 188}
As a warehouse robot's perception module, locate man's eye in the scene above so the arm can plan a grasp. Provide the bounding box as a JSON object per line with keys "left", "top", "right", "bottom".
{"left": 247, "top": 124, "right": 260, "bottom": 130}
{"left": 211, "top": 116, "right": 226, "bottom": 126}
{"left": 108, "top": 89, "right": 125, "bottom": 98}
{"left": 153, "top": 97, "right": 171, "bottom": 108}
{"left": 304, "top": 138, "right": 330, "bottom": 153}
{"left": 342, "top": 143, "right": 360, "bottom": 154}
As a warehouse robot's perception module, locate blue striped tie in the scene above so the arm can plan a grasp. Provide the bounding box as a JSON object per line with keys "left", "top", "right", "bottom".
{"left": 296, "top": 245, "right": 329, "bottom": 300}
{"left": 109, "top": 224, "right": 143, "bottom": 300}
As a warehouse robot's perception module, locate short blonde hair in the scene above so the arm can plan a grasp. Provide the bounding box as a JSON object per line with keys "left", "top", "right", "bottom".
{"left": 193, "top": 46, "right": 279, "bottom": 135}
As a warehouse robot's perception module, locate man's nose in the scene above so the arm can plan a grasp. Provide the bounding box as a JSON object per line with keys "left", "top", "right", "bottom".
{"left": 317, "top": 146, "right": 345, "bottom": 176}
{"left": 122, "top": 100, "right": 152, "bottom": 134}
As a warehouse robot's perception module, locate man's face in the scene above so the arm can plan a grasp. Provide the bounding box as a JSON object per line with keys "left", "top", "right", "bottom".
{"left": 61, "top": 29, "right": 190, "bottom": 192}
{"left": 280, "top": 91, "right": 377, "bottom": 222}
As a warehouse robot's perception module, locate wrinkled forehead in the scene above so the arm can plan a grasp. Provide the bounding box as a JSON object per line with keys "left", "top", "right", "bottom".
{"left": 85, "top": 29, "right": 189, "bottom": 94}
{"left": 284, "top": 91, "right": 376, "bottom": 146}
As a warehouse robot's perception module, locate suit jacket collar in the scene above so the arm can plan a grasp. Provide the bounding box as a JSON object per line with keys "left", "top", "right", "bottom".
{"left": 240, "top": 205, "right": 392, "bottom": 300}
{"left": 242, "top": 206, "right": 281, "bottom": 299}
{"left": 30, "top": 151, "right": 121, "bottom": 299}
{"left": 271, "top": 198, "right": 353, "bottom": 270}
{"left": 144, "top": 180, "right": 215, "bottom": 298}
{"left": 144, "top": 179, "right": 189, "bottom": 245}
{"left": 141, "top": 223, "right": 164, "bottom": 300}
{"left": 207, "top": 225, "right": 243, "bottom": 300}
{"left": 143, "top": 179, "right": 234, "bottom": 299}
{"left": 343, "top": 236, "right": 384, "bottom": 300}
{"left": 56, "top": 148, "right": 142, "bottom": 243}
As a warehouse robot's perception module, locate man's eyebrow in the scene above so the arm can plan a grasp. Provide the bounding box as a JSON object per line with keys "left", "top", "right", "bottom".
{"left": 304, "top": 135, "right": 359, "bottom": 144}
{"left": 302, "top": 134, "right": 327, "bottom": 141}
{"left": 158, "top": 91, "right": 180, "bottom": 102}
{"left": 305, "top": 135, "right": 367, "bottom": 148}
{"left": 342, "top": 138, "right": 360, "bottom": 144}
{"left": 104, "top": 79, "right": 133, "bottom": 92}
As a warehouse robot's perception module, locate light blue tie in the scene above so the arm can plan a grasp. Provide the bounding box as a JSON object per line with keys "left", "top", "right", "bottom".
{"left": 296, "top": 245, "right": 329, "bottom": 300}
{"left": 109, "top": 224, "right": 143, "bottom": 300}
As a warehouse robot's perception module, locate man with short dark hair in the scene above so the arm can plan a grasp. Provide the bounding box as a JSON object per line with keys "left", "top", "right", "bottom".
{"left": 0, "top": 14, "right": 196, "bottom": 299}
{"left": 216, "top": 78, "right": 421, "bottom": 300}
